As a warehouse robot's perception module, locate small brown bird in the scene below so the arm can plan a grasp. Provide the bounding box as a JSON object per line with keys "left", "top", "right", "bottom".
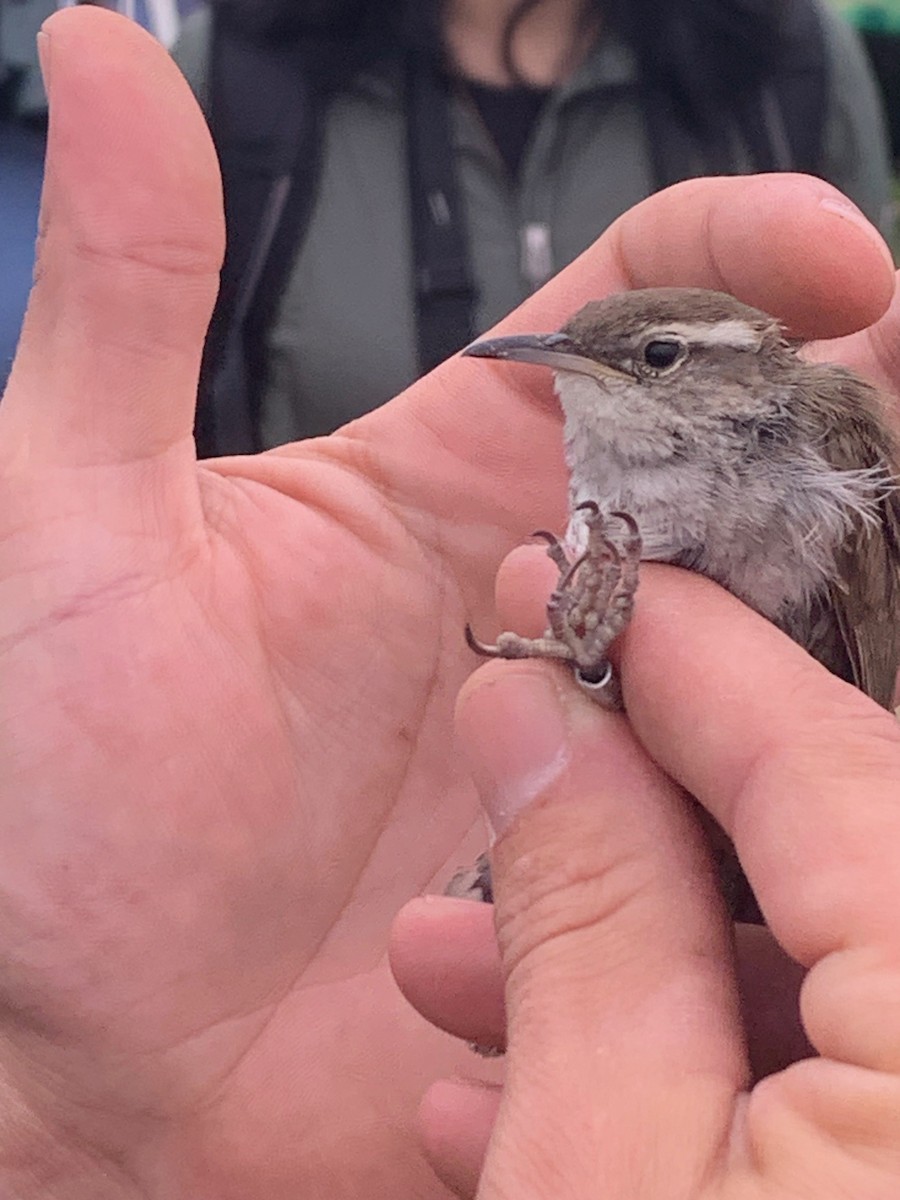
{"left": 457, "top": 287, "right": 900, "bottom": 926}
{"left": 465, "top": 287, "right": 900, "bottom": 711}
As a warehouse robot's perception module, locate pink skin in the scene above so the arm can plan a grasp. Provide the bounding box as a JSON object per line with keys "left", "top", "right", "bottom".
{"left": 391, "top": 565, "right": 900, "bottom": 1197}
{"left": 1, "top": 6, "right": 899, "bottom": 1198}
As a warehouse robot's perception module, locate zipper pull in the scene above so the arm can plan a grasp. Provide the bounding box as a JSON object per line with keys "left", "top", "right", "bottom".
{"left": 520, "top": 222, "right": 553, "bottom": 291}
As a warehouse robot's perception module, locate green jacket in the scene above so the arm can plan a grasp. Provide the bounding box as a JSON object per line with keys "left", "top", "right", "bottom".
{"left": 174, "top": 4, "right": 892, "bottom": 446}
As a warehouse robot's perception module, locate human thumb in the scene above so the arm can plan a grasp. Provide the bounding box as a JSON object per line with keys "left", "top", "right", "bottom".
{"left": 454, "top": 662, "right": 745, "bottom": 1199}
{"left": 0, "top": 6, "right": 222, "bottom": 470}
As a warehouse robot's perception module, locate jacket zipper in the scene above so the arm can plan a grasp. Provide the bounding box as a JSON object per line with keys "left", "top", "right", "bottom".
{"left": 457, "top": 86, "right": 555, "bottom": 295}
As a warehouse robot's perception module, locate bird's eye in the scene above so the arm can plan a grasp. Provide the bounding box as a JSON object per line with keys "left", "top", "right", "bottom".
{"left": 642, "top": 340, "right": 684, "bottom": 370}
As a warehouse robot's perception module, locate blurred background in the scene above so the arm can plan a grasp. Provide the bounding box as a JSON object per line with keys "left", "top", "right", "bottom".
{"left": 834, "top": 2, "right": 900, "bottom": 163}
{"left": 2, "top": 0, "right": 900, "bottom": 425}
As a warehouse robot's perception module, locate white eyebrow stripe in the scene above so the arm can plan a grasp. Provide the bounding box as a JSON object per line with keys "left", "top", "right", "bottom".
{"left": 656, "top": 320, "right": 763, "bottom": 349}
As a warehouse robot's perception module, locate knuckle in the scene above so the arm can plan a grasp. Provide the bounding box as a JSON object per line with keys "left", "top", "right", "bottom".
{"left": 491, "top": 816, "right": 659, "bottom": 986}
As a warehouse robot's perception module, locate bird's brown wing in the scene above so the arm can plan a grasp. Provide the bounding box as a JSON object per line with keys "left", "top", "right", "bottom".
{"left": 817, "top": 379, "right": 900, "bottom": 709}
{"left": 825, "top": 515, "right": 900, "bottom": 708}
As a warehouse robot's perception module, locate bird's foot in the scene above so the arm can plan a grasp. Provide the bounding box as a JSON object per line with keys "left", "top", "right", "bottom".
{"left": 466, "top": 504, "right": 642, "bottom": 710}
{"left": 445, "top": 851, "right": 493, "bottom": 904}
{"left": 444, "top": 853, "right": 506, "bottom": 1056}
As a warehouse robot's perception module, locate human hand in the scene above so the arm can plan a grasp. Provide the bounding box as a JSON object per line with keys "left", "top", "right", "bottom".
{"left": 0, "top": 6, "right": 897, "bottom": 1198}
{"left": 391, "top": 570, "right": 900, "bottom": 1199}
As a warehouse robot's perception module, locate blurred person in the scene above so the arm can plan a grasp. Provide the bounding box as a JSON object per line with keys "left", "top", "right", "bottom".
{"left": 175, "top": 0, "right": 894, "bottom": 454}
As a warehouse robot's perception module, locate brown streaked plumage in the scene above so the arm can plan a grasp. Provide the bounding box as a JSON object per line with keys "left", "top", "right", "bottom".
{"left": 801, "top": 367, "right": 900, "bottom": 707}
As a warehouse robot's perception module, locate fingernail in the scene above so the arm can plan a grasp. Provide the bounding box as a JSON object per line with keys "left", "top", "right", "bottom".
{"left": 455, "top": 671, "right": 570, "bottom": 837}
{"left": 819, "top": 196, "right": 895, "bottom": 271}
{"left": 37, "top": 31, "right": 51, "bottom": 100}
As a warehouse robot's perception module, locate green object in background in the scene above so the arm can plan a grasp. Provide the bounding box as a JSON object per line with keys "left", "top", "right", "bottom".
{"left": 833, "top": 2, "right": 900, "bottom": 33}
{"left": 0, "top": 0, "right": 55, "bottom": 117}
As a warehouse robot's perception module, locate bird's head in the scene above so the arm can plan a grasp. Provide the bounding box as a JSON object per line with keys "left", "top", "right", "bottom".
{"left": 464, "top": 288, "right": 795, "bottom": 455}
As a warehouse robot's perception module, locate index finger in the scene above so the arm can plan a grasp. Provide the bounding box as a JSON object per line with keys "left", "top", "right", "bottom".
{"left": 617, "top": 568, "right": 900, "bottom": 953}
{"left": 620, "top": 569, "right": 900, "bottom": 1053}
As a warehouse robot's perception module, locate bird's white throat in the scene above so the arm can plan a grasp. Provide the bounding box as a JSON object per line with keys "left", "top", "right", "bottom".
{"left": 551, "top": 367, "right": 887, "bottom": 620}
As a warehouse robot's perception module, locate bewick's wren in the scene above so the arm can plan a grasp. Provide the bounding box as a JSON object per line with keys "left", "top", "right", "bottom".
{"left": 455, "top": 287, "right": 900, "bottom": 926}
{"left": 465, "top": 287, "right": 900, "bottom": 711}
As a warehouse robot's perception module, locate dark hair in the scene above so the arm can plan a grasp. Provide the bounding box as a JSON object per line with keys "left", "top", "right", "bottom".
{"left": 214, "top": 0, "right": 790, "bottom": 132}
{"left": 605, "top": 0, "right": 788, "bottom": 133}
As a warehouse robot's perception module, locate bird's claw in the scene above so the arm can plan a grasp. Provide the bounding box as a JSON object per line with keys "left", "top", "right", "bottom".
{"left": 465, "top": 505, "right": 642, "bottom": 710}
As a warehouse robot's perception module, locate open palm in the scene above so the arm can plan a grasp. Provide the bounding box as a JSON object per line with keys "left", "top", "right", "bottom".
{"left": 0, "top": 10, "right": 897, "bottom": 1199}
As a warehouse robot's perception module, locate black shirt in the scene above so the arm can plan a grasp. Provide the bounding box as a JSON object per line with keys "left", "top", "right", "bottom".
{"left": 466, "top": 80, "right": 551, "bottom": 177}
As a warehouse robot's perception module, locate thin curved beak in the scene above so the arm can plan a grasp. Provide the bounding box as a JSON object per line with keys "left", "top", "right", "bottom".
{"left": 462, "top": 332, "right": 629, "bottom": 379}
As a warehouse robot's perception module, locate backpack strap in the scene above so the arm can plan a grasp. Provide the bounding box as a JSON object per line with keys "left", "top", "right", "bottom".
{"left": 405, "top": 55, "right": 478, "bottom": 373}
{"left": 196, "top": 11, "right": 332, "bottom": 456}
